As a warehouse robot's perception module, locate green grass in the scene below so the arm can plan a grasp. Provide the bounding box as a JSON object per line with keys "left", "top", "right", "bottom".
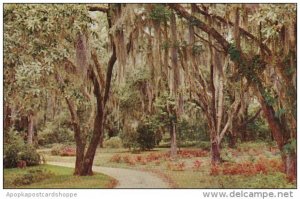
{"left": 4, "top": 164, "right": 116, "bottom": 188}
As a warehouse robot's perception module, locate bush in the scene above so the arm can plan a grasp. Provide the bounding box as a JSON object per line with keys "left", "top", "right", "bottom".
{"left": 196, "top": 141, "right": 211, "bottom": 151}
{"left": 19, "top": 145, "right": 41, "bottom": 166}
{"left": 37, "top": 113, "right": 74, "bottom": 146}
{"left": 12, "top": 169, "right": 53, "bottom": 186}
{"left": 60, "top": 146, "right": 76, "bottom": 156}
{"left": 103, "top": 137, "right": 122, "bottom": 148}
{"left": 50, "top": 144, "right": 63, "bottom": 155}
{"left": 50, "top": 144, "right": 76, "bottom": 156}
{"left": 136, "top": 123, "right": 156, "bottom": 150}
{"left": 120, "top": 129, "right": 139, "bottom": 151}
{"left": 4, "top": 132, "right": 40, "bottom": 168}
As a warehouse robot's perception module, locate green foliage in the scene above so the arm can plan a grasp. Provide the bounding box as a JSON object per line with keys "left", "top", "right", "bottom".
{"left": 38, "top": 123, "right": 74, "bottom": 146}
{"left": 149, "top": 4, "right": 171, "bottom": 22}
{"left": 262, "top": 88, "right": 277, "bottom": 106}
{"left": 192, "top": 44, "right": 203, "bottom": 55}
{"left": 247, "top": 117, "right": 271, "bottom": 141}
{"left": 177, "top": 117, "right": 209, "bottom": 144}
{"left": 12, "top": 168, "right": 53, "bottom": 186}
{"left": 136, "top": 123, "right": 156, "bottom": 151}
{"left": 118, "top": 67, "right": 150, "bottom": 112}
{"left": 161, "top": 40, "right": 170, "bottom": 50}
{"left": 120, "top": 128, "right": 139, "bottom": 151}
{"left": 196, "top": 141, "right": 211, "bottom": 151}
{"left": 249, "top": 4, "right": 296, "bottom": 40}
{"left": 19, "top": 146, "right": 41, "bottom": 166}
{"left": 283, "top": 139, "right": 296, "bottom": 154}
{"left": 103, "top": 137, "right": 123, "bottom": 148}
{"left": 4, "top": 131, "right": 41, "bottom": 168}
{"left": 38, "top": 112, "right": 74, "bottom": 146}
{"left": 228, "top": 43, "right": 265, "bottom": 83}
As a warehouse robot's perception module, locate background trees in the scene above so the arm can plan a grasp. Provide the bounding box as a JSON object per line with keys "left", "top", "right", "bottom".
{"left": 4, "top": 3, "right": 296, "bottom": 181}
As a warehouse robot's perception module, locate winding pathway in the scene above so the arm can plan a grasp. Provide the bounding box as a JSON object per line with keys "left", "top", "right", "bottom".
{"left": 48, "top": 162, "right": 170, "bottom": 188}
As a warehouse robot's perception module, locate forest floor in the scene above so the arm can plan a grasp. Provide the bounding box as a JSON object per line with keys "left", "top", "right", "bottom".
{"left": 48, "top": 162, "right": 170, "bottom": 188}
{"left": 40, "top": 142, "right": 296, "bottom": 188}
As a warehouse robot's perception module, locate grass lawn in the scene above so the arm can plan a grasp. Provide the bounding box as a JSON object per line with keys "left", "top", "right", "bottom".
{"left": 4, "top": 164, "right": 117, "bottom": 188}
{"left": 40, "top": 142, "right": 296, "bottom": 188}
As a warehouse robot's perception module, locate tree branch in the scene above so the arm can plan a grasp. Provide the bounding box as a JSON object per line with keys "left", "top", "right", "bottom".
{"left": 192, "top": 4, "right": 271, "bottom": 55}
{"left": 88, "top": 6, "right": 108, "bottom": 13}
{"left": 240, "top": 108, "right": 262, "bottom": 127}
{"left": 168, "top": 4, "right": 230, "bottom": 52}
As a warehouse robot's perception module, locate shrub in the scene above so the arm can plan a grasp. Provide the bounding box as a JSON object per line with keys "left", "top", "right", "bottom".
{"left": 103, "top": 137, "right": 122, "bottom": 148}
{"left": 135, "top": 155, "right": 143, "bottom": 162}
{"left": 4, "top": 132, "right": 40, "bottom": 168}
{"left": 210, "top": 165, "right": 221, "bottom": 176}
{"left": 210, "top": 157, "right": 284, "bottom": 176}
{"left": 167, "top": 161, "right": 186, "bottom": 171}
{"left": 12, "top": 169, "right": 53, "bottom": 186}
{"left": 50, "top": 144, "right": 76, "bottom": 156}
{"left": 193, "top": 160, "right": 202, "bottom": 171}
{"left": 120, "top": 129, "right": 139, "bottom": 151}
{"left": 60, "top": 146, "right": 76, "bottom": 156}
{"left": 50, "top": 144, "right": 63, "bottom": 156}
{"left": 18, "top": 145, "right": 41, "bottom": 166}
{"left": 196, "top": 141, "right": 211, "bottom": 151}
{"left": 137, "top": 123, "right": 156, "bottom": 150}
{"left": 110, "top": 154, "right": 122, "bottom": 163}
{"left": 37, "top": 113, "right": 74, "bottom": 146}
{"left": 178, "top": 149, "right": 208, "bottom": 158}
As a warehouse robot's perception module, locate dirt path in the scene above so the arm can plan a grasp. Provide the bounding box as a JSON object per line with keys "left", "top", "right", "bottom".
{"left": 48, "top": 162, "right": 170, "bottom": 188}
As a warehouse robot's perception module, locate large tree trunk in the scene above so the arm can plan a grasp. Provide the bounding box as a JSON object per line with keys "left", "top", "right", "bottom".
{"left": 78, "top": 18, "right": 117, "bottom": 175}
{"left": 211, "top": 134, "right": 221, "bottom": 164}
{"left": 258, "top": 90, "right": 296, "bottom": 181}
{"left": 27, "top": 113, "right": 34, "bottom": 144}
{"left": 284, "top": 152, "right": 296, "bottom": 182}
{"left": 81, "top": 103, "right": 104, "bottom": 175}
{"left": 74, "top": 141, "right": 85, "bottom": 175}
{"left": 169, "top": 12, "right": 179, "bottom": 157}
{"left": 4, "top": 105, "right": 12, "bottom": 132}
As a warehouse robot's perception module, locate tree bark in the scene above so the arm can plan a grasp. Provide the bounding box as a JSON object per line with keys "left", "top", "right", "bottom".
{"left": 170, "top": 121, "right": 177, "bottom": 158}
{"left": 81, "top": 101, "right": 104, "bottom": 175}
{"left": 4, "top": 105, "right": 12, "bottom": 131}
{"left": 27, "top": 113, "right": 34, "bottom": 145}
{"left": 211, "top": 135, "right": 221, "bottom": 164}
{"left": 284, "top": 152, "right": 296, "bottom": 182}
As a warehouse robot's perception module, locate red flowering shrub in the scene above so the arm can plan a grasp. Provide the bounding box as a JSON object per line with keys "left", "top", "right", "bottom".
{"left": 110, "top": 154, "right": 122, "bottom": 163}
{"left": 135, "top": 155, "right": 143, "bottom": 162}
{"left": 211, "top": 158, "right": 284, "bottom": 176}
{"left": 60, "top": 146, "right": 76, "bottom": 156}
{"left": 167, "top": 161, "right": 186, "bottom": 171}
{"left": 178, "top": 150, "right": 208, "bottom": 158}
{"left": 192, "top": 160, "right": 202, "bottom": 171}
{"left": 210, "top": 165, "right": 221, "bottom": 176}
{"left": 123, "top": 155, "right": 136, "bottom": 165}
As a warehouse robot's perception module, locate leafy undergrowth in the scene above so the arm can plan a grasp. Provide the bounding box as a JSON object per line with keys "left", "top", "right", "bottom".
{"left": 210, "top": 157, "right": 284, "bottom": 176}
{"left": 4, "top": 165, "right": 116, "bottom": 188}
{"left": 40, "top": 144, "right": 296, "bottom": 188}
{"left": 109, "top": 149, "right": 208, "bottom": 167}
